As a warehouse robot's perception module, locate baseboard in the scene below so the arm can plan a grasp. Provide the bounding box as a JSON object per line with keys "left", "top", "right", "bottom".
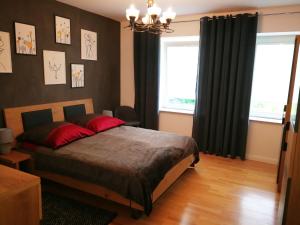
{"left": 246, "top": 154, "right": 279, "bottom": 165}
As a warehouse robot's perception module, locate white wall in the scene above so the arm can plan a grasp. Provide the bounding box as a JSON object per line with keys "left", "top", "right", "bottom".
{"left": 120, "top": 27, "right": 134, "bottom": 107}
{"left": 159, "top": 112, "right": 194, "bottom": 136}
{"left": 120, "top": 5, "right": 300, "bottom": 165}
{"left": 246, "top": 121, "right": 282, "bottom": 164}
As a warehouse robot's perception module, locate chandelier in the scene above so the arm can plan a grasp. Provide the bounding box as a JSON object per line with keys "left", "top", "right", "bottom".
{"left": 125, "top": 0, "right": 176, "bottom": 34}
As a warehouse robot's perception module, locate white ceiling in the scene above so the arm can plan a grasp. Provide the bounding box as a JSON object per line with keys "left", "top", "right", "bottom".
{"left": 57, "top": 0, "right": 300, "bottom": 21}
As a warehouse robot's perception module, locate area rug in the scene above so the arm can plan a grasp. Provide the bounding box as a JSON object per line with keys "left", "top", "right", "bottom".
{"left": 41, "top": 192, "right": 117, "bottom": 225}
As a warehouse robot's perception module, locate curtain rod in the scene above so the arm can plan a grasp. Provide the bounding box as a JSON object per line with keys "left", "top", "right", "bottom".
{"left": 172, "top": 11, "right": 300, "bottom": 23}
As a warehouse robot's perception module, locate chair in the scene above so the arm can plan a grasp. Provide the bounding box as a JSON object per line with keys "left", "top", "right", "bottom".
{"left": 114, "top": 106, "right": 140, "bottom": 127}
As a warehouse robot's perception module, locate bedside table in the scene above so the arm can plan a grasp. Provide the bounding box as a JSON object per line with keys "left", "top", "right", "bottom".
{"left": 0, "top": 165, "right": 42, "bottom": 225}
{"left": 0, "top": 150, "right": 32, "bottom": 170}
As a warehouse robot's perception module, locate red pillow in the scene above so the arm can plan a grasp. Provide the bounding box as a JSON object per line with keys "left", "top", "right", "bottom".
{"left": 46, "top": 123, "right": 95, "bottom": 149}
{"left": 86, "top": 116, "right": 125, "bottom": 132}
{"left": 17, "top": 122, "right": 94, "bottom": 149}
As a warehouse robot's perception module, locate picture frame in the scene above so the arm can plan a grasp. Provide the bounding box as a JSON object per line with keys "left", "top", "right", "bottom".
{"left": 43, "top": 50, "right": 66, "bottom": 85}
{"left": 55, "top": 15, "right": 71, "bottom": 45}
{"left": 81, "top": 29, "right": 97, "bottom": 61}
{"left": 71, "top": 64, "right": 84, "bottom": 88}
{"left": 14, "top": 22, "right": 36, "bottom": 55}
{"left": 0, "top": 31, "right": 13, "bottom": 73}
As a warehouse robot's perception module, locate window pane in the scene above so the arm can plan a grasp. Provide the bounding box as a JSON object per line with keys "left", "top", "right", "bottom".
{"left": 250, "top": 36, "right": 295, "bottom": 120}
{"left": 160, "top": 38, "right": 199, "bottom": 111}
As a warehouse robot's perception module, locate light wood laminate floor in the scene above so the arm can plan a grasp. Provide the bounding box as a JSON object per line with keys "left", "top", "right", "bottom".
{"left": 111, "top": 153, "right": 279, "bottom": 225}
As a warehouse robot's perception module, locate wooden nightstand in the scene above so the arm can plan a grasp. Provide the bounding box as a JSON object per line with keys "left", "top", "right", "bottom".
{"left": 0, "top": 165, "right": 42, "bottom": 225}
{"left": 0, "top": 150, "right": 32, "bottom": 170}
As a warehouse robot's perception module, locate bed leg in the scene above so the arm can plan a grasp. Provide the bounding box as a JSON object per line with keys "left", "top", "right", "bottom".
{"left": 130, "top": 209, "right": 143, "bottom": 219}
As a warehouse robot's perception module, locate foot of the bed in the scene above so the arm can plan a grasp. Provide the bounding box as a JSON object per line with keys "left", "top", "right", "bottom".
{"left": 131, "top": 209, "right": 143, "bottom": 219}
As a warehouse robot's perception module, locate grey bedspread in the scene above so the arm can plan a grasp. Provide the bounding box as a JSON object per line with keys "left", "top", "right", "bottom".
{"left": 27, "top": 126, "right": 199, "bottom": 215}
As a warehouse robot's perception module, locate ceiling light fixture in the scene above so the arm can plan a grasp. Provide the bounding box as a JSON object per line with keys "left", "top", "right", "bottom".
{"left": 125, "top": 0, "right": 176, "bottom": 34}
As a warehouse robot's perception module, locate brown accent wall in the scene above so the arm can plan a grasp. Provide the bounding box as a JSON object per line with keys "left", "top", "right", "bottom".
{"left": 0, "top": 0, "right": 120, "bottom": 127}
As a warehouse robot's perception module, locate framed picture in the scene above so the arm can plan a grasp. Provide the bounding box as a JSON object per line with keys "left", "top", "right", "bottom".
{"left": 0, "top": 31, "right": 12, "bottom": 73}
{"left": 14, "top": 22, "right": 36, "bottom": 55}
{"left": 71, "top": 64, "right": 84, "bottom": 88}
{"left": 55, "top": 16, "right": 71, "bottom": 45}
{"left": 81, "top": 29, "right": 97, "bottom": 61}
{"left": 43, "top": 50, "right": 66, "bottom": 85}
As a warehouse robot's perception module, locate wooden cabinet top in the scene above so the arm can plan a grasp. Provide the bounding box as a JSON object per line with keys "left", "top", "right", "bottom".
{"left": 0, "top": 165, "right": 40, "bottom": 197}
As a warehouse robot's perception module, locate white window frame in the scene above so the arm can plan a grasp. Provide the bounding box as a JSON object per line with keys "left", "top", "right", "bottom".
{"left": 249, "top": 33, "right": 296, "bottom": 123}
{"left": 159, "top": 33, "right": 298, "bottom": 124}
{"left": 159, "top": 36, "right": 199, "bottom": 113}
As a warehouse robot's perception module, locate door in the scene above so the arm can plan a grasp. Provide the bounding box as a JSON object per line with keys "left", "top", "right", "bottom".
{"left": 285, "top": 113, "right": 300, "bottom": 225}
{"left": 278, "top": 35, "right": 300, "bottom": 225}
{"left": 277, "top": 36, "right": 300, "bottom": 192}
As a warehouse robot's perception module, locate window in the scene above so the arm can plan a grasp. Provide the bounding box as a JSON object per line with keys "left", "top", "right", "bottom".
{"left": 159, "top": 34, "right": 296, "bottom": 121}
{"left": 250, "top": 35, "right": 295, "bottom": 121}
{"left": 159, "top": 36, "right": 199, "bottom": 112}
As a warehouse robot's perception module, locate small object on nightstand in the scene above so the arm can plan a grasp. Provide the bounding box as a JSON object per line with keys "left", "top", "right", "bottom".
{"left": 0, "top": 128, "right": 14, "bottom": 154}
{"left": 102, "top": 110, "right": 113, "bottom": 117}
{"left": 0, "top": 150, "right": 32, "bottom": 170}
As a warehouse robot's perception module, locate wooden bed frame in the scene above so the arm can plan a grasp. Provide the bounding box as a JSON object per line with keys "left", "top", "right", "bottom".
{"left": 4, "top": 98, "right": 195, "bottom": 214}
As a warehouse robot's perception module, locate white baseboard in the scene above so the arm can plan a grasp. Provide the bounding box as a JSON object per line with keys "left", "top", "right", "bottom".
{"left": 246, "top": 154, "right": 279, "bottom": 165}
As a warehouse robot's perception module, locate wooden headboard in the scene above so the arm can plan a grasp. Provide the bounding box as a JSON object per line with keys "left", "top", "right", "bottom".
{"left": 4, "top": 98, "right": 94, "bottom": 138}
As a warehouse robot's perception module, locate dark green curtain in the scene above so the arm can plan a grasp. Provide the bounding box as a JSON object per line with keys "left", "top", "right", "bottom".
{"left": 134, "top": 32, "right": 160, "bottom": 130}
{"left": 192, "top": 13, "right": 258, "bottom": 159}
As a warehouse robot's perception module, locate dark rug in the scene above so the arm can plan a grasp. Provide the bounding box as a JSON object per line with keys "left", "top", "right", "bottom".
{"left": 41, "top": 192, "right": 117, "bottom": 225}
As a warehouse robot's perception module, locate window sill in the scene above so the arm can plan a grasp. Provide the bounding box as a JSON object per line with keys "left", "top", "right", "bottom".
{"left": 159, "top": 108, "right": 194, "bottom": 115}
{"left": 249, "top": 116, "right": 282, "bottom": 124}
{"left": 159, "top": 109, "right": 282, "bottom": 124}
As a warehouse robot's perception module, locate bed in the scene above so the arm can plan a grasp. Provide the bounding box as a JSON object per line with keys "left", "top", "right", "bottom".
{"left": 4, "top": 99, "right": 199, "bottom": 216}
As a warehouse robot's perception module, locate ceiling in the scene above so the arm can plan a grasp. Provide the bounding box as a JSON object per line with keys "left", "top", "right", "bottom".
{"left": 57, "top": 0, "right": 300, "bottom": 21}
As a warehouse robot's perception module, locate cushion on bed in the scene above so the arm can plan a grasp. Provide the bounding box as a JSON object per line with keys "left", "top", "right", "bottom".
{"left": 87, "top": 116, "right": 125, "bottom": 132}
{"left": 17, "top": 122, "right": 94, "bottom": 149}
{"left": 68, "top": 114, "right": 125, "bottom": 133}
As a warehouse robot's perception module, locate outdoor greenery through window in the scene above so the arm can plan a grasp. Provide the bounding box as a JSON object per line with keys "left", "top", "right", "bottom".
{"left": 159, "top": 36, "right": 199, "bottom": 112}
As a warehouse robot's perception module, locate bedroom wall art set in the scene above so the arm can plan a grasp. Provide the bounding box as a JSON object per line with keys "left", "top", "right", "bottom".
{"left": 0, "top": 17, "right": 97, "bottom": 89}
{"left": 0, "top": 0, "right": 120, "bottom": 126}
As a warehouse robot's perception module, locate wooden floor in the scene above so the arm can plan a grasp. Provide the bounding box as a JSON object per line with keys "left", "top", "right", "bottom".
{"left": 111, "top": 153, "right": 279, "bottom": 225}
{"left": 45, "top": 153, "right": 279, "bottom": 225}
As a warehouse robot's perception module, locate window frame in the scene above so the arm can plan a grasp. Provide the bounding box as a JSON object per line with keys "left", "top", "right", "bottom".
{"left": 159, "top": 33, "right": 298, "bottom": 125}
{"left": 159, "top": 36, "right": 199, "bottom": 113}
{"left": 249, "top": 34, "right": 296, "bottom": 122}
